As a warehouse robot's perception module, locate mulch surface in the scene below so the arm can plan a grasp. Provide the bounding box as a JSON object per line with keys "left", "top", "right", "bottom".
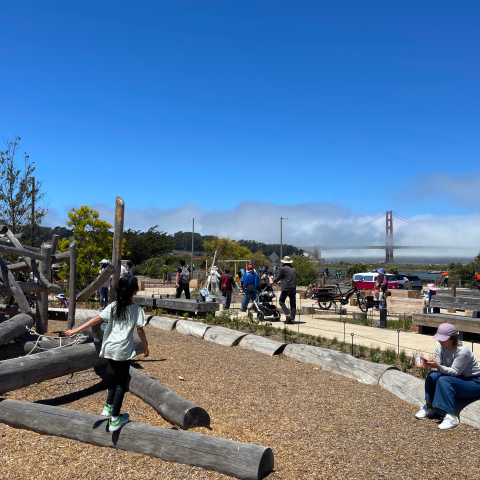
{"left": 1, "top": 320, "right": 480, "bottom": 479}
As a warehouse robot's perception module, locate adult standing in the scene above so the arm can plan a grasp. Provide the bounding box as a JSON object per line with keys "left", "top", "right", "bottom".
{"left": 175, "top": 259, "right": 191, "bottom": 299}
{"left": 220, "top": 268, "right": 235, "bottom": 309}
{"left": 240, "top": 265, "right": 259, "bottom": 312}
{"left": 415, "top": 323, "right": 480, "bottom": 430}
{"left": 276, "top": 256, "right": 296, "bottom": 324}
{"left": 126, "top": 261, "right": 133, "bottom": 276}
{"left": 99, "top": 259, "right": 111, "bottom": 311}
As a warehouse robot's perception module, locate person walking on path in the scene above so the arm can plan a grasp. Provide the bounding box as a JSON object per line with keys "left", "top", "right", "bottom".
{"left": 220, "top": 268, "right": 235, "bottom": 309}
{"left": 275, "top": 256, "right": 297, "bottom": 324}
{"left": 240, "top": 265, "right": 259, "bottom": 312}
{"left": 99, "top": 259, "right": 111, "bottom": 311}
{"left": 176, "top": 259, "right": 191, "bottom": 299}
{"left": 415, "top": 323, "right": 480, "bottom": 430}
{"left": 65, "top": 275, "right": 149, "bottom": 432}
{"left": 441, "top": 271, "right": 450, "bottom": 288}
{"left": 239, "top": 267, "right": 245, "bottom": 292}
{"left": 234, "top": 271, "right": 241, "bottom": 292}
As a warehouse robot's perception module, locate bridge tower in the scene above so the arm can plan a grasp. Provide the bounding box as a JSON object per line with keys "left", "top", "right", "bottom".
{"left": 385, "top": 210, "right": 394, "bottom": 263}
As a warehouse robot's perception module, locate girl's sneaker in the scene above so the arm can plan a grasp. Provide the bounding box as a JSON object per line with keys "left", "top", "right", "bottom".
{"left": 108, "top": 413, "right": 130, "bottom": 432}
{"left": 438, "top": 414, "right": 459, "bottom": 430}
{"left": 101, "top": 404, "right": 113, "bottom": 417}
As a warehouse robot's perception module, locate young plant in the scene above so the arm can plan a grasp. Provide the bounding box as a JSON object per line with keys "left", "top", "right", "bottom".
{"left": 399, "top": 349, "right": 407, "bottom": 363}
{"left": 358, "top": 345, "right": 367, "bottom": 358}
{"left": 331, "top": 336, "right": 338, "bottom": 346}
{"left": 183, "top": 312, "right": 189, "bottom": 319}
{"left": 370, "top": 346, "right": 381, "bottom": 363}
{"left": 383, "top": 347, "right": 397, "bottom": 365}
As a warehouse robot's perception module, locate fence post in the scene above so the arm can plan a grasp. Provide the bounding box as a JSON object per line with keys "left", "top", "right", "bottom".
{"left": 397, "top": 329, "right": 401, "bottom": 354}
{"left": 350, "top": 333, "right": 354, "bottom": 356}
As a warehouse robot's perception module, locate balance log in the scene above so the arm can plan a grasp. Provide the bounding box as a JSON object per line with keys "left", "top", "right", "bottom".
{"left": 0, "top": 314, "right": 34, "bottom": 346}
{"left": 76, "top": 264, "right": 116, "bottom": 302}
{"left": 0, "top": 399, "right": 274, "bottom": 480}
{"left": 128, "top": 367, "right": 210, "bottom": 429}
{"left": 0, "top": 337, "right": 80, "bottom": 361}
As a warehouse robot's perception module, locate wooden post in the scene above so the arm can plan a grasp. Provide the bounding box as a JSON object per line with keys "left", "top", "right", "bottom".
{"left": 109, "top": 196, "right": 124, "bottom": 302}
{"left": 67, "top": 240, "right": 77, "bottom": 330}
{"left": 30, "top": 177, "right": 35, "bottom": 247}
{"left": 408, "top": 280, "right": 412, "bottom": 290}
{"left": 451, "top": 284, "right": 457, "bottom": 297}
{"left": 36, "top": 242, "right": 52, "bottom": 334}
{"left": 163, "top": 273, "right": 165, "bottom": 286}
{"left": 0, "top": 258, "right": 31, "bottom": 314}
{"left": 322, "top": 275, "right": 325, "bottom": 286}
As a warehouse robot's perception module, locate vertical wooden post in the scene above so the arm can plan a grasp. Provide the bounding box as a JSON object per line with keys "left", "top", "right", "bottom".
{"left": 110, "top": 197, "right": 124, "bottom": 303}
{"left": 36, "top": 242, "right": 52, "bottom": 334}
{"left": 67, "top": 240, "right": 77, "bottom": 330}
{"left": 451, "top": 284, "right": 457, "bottom": 297}
{"left": 30, "top": 177, "right": 35, "bottom": 247}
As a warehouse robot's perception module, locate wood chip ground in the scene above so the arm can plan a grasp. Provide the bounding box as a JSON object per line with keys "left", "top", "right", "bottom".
{"left": 1, "top": 320, "right": 479, "bottom": 479}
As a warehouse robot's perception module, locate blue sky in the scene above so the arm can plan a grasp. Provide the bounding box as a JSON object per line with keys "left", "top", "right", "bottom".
{"left": 1, "top": 1, "right": 479, "bottom": 254}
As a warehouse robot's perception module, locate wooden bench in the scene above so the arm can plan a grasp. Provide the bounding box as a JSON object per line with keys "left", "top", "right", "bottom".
{"left": 413, "top": 295, "right": 480, "bottom": 340}
{"left": 133, "top": 296, "right": 220, "bottom": 317}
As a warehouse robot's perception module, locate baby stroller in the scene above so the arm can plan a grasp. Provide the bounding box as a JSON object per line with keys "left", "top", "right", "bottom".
{"left": 251, "top": 283, "right": 281, "bottom": 322}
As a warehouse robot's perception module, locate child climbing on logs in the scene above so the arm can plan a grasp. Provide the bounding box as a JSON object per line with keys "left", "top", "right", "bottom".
{"left": 65, "top": 275, "right": 149, "bottom": 432}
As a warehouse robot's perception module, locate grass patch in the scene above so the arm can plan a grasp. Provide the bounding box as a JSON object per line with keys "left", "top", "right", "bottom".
{"left": 383, "top": 347, "right": 397, "bottom": 365}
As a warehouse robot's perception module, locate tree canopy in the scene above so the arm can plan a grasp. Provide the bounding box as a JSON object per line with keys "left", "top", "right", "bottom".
{"left": 291, "top": 254, "right": 317, "bottom": 286}
{"left": 124, "top": 226, "right": 175, "bottom": 265}
{"left": 0, "top": 136, "right": 46, "bottom": 237}
{"left": 58, "top": 206, "right": 113, "bottom": 293}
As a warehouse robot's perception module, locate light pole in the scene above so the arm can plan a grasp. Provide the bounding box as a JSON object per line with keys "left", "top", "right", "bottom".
{"left": 190, "top": 218, "right": 194, "bottom": 278}
{"left": 280, "top": 217, "right": 288, "bottom": 269}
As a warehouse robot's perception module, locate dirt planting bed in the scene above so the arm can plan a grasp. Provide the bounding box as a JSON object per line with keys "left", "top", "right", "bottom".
{"left": 1, "top": 320, "right": 479, "bottom": 479}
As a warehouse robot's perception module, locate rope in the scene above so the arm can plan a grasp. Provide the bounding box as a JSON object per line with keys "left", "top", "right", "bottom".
{"left": 24, "top": 327, "right": 89, "bottom": 356}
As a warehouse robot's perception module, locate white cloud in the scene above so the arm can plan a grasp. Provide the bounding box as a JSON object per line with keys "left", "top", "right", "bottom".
{"left": 43, "top": 201, "right": 479, "bottom": 259}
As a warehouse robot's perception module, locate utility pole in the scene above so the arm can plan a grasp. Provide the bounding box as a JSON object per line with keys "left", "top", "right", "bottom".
{"left": 190, "top": 218, "right": 194, "bottom": 279}
{"left": 30, "top": 177, "right": 35, "bottom": 246}
{"left": 280, "top": 217, "right": 288, "bottom": 266}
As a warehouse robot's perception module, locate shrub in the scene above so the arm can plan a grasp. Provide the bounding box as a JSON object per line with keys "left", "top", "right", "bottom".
{"left": 383, "top": 347, "right": 397, "bottom": 365}
{"left": 331, "top": 336, "right": 338, "bottom": 345}
{"left": 370, "top": 347, "right": 381, "bottom": 363}
{"left": 399, "top": 349, "right": 407, "bottom": 363}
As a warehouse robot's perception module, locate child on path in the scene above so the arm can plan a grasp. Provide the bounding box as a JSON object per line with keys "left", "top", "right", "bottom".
{"left": 65, "top": 275, "right": 149, "bottom": 432}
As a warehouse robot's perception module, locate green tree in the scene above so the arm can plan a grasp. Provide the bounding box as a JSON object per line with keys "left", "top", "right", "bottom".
{"left": 123, "top": 226, "right": 175, "bottom": 265}
{"left": 0, "top": 136, "right": 46, "bottom": 236}
{"left": 346, "top": 262, "right": 368, "bottom": 276}
{"left": 385, "top": 264, "right": 399, "bottom": 274}
{"left": 58, "top": 206, "right": 113, "bottom": 293}
{"left": 451, "top": 262, "right": 476, "bottom": 281}
{"left": 291, "top": 254, "right": 317, "bottom": 286}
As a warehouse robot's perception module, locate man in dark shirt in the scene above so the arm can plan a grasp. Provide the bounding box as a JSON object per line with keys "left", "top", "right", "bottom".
{"left": 175, "top": 259, "right": 191, "bottom": 299}
{"left": 275, "top": 256, "right": 297, "bottom": 324}
{"left": 220, "top": 267, "right": 235, "bottom": 309}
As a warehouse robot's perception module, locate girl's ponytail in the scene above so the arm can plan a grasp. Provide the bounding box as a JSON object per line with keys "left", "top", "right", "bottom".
{"left": 113, "top": 275, "right": 139, "bottom": 320}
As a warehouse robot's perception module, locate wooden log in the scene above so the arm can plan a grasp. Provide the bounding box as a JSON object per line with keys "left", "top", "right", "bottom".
{"left": 51, "top": 234, "right": 60, "bottom": 256}
{"left": 0, "top": 256, "right": 31, "bottom": 314}
{"left": 148, "top": 316, "right": 178, "bottom": 331}
{"left": 68, "top": 240, "right": 77, "bottom": 329}
{"left": 0, "top": 243, "right": 45, "bottom": 261}
{"left": 349, "top": 298, "right": 357, "bottom": 306}
{"left": 36, "top": 242, "right": 52, "bottom": 334}
{"left": 76, "top": 264, "right": 116, "bottom": 302}
{"left": 110, "top": 196, "right": 124, "bottom": 302}
{"left": 0, "top": 281, "right": 65, "bottom": 294}
{"left": 352, "top": 312, "right": 367, "bottom": 321}
{"left": 448, "top": 308, "right": 457, "bottom": 313}
{"left": 431, "top": 295, "right": 480, "bottom": 311}
{"left": 128, "top": 367, "right": 210, "bottom": 429}
{"left": 3, "top": 226, "right": 54, "bottom": 289}
{"left": 0, "top": 399, "right": 274, "bottom": 480}
{"left": 389, "top": 290, "right": 421, "bottom": 299}
{"left": 239, "top": 335, "right": 286, "bottom": 356}
{"left": 0, "top": 336, "right": 144, "bottom": 395}
{"left": 203, "top": 326, "right": 247, "bottom": 347}
{"left": 176, "top": 319, "right": 210, "bottom": 339}
{"left": 284, "top": 344, "right": 396, "bottom": 385}
{"left": 0, "top": 314, "right": 34, "bottom": 346}
{"left": 8, "top": 251, "right": 70, "bottom": 274}
{"left": 301, "top": 306, "right": 316, "bottom": 315}
{"left": 0, "top": 337, "right": 81, "bottom": 361}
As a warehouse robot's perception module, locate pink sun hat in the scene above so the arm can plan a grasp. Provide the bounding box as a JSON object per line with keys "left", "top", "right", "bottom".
{"left": 433, "top": 323, "right": 458, "bottom": 342}
{"left": 427, "top": 283, "right": 436, "bottom": 291}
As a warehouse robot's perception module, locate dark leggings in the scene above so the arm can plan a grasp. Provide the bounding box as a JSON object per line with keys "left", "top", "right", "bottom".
{"left": 106, "top": 359, "right": 130, "bottom": 416}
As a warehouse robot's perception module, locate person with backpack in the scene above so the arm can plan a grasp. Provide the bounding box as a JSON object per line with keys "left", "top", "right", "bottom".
{"left": 240, "top": 265, "right": 259, "bottom": 312}
{"left": 220, "top": 268, "right": 235, "bottom": 309}
{"left": 65, "top": 275, "right": 149, "bottom": 432}
{"left": 175, "top": 259, "right": 191, "bottom": 299}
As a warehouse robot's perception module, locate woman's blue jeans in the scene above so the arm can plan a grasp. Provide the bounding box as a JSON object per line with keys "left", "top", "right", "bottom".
{"left": 425, "top": 371, "right": 480, "bottom": 415}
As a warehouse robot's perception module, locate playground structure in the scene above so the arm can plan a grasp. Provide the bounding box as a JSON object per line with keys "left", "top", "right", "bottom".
{"left": 0, "top": 197, "right": 274, "bottom": 480}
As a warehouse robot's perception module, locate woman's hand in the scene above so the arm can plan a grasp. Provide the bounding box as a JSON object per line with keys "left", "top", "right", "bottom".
{"left": 425, "top": 360, "right": 441, "bottom": 370}
{"left": 143, "top": 346, "right": 150, "bottom": 358}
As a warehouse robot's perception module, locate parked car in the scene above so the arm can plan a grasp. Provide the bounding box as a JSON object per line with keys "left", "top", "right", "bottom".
{"left": 352, "top": 272, "right": 399, "bottom": 290}
{"left": 394, "top": 274, "right": 423, "bottom": 291}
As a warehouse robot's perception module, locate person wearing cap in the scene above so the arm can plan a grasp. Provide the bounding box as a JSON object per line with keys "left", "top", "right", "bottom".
{"left": 99, "top": 259, "right": 111, "bottom": 311}
{"left": 415, "top": 323, "right": 480, "bottom": 430}
{"left": 422, "top": 283, "right": 436, "bottom": 313}
{"left": 240, "top": 265, "right": 260, "bottom": 312}
{"left": 275, "top": 256, "right": 297, "bottom": 324}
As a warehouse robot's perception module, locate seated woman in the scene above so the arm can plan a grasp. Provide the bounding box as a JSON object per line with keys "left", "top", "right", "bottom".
{"left": 415, "top": 323, "right": 480, "bottom": 430}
